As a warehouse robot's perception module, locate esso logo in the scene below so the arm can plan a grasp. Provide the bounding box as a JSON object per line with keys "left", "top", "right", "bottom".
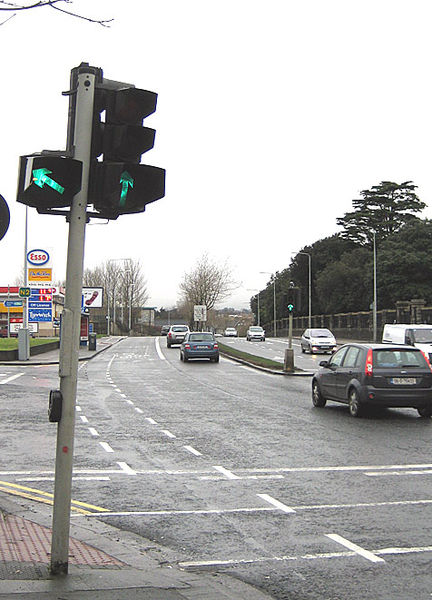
{"left": 27, "top": 249, "right": 50, "bottom": 266}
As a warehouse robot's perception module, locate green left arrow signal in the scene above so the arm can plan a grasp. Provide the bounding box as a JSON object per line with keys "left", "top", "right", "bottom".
{"left": 119, "top": 171, "right": 134, "bottom": 206}
{"left": 32, "top": 168, "right": 65, "bottom": 195}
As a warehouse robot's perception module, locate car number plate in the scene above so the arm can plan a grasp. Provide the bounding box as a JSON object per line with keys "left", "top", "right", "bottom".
{"left": 391, "top": 377, "right": 417, "bottom": 385}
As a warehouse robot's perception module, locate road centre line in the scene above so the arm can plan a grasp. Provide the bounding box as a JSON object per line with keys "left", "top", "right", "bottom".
{"left": 0, "top": 373, "right": 24, "bottom": 384}
{"left": 326, "top": 533, "right": 385, "bottom": 563}
{"left": 213, "top": 465, "right": 239, "bottom": 479}
{"left": 365, "top": 470, "right": 432, "bottom": 477}
{"left": 257, "top": 493, "right": 296, "bottom": 513}
{"left": 17, "top": 476, "right": 110, "bottom": 482}
{"left": 99, "top": 442, "right": 114, "bottom": 453}
{"left": 161, "top": 430, "right": 176, "bottom": 438}
{"left": 117, "top": 461, "right": 137, "bottom": 475}
{"left": 184, "top": 445, "right": 203, "bottom": 456}
{"left": 200, "top": 475, "right": 284, "bottom": 480}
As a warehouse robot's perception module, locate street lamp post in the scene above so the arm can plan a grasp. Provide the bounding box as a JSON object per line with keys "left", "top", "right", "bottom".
{"left": 373, "top": 231, "right": 377, "bottom": 342}
{"left": 259, "top": 272, "right": 276, "bottom": 337}
{"left": 293, "top": 252, "right": 312, "bottom": 328}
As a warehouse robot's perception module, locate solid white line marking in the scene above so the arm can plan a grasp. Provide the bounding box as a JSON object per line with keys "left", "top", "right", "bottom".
{"left": 0, "top": 373, "right": 24, "bottom": 384}
{"left": 80, "top": 415, "right": 89, "bottom": 423}
{"left": 213, "top": 466, "right": 239, "bottom": 480}
{"left": 162, "top": 430, "right": 176, "bottom": 439}
{"left": 145, "top": 417, "right": 158, "bottom": 425}
{"left": 200, "top": 475, "right": 284, "bottom": 481}
{"left": 99, "top": 442, "right": 114, "bottom": 453}
{"left": 184, "top": 445, "right": 202, "bottom": 456}
{"left": 155, "top": 337, "right": 166, "bottom": 360}
{"left": 365, "top": 470, "right": 432, "bottom": 477}
{"left": 135, "top": 407, "right": 143, "bottom": 414}
{"left": 17, "top": 476, "right": 110, "bottom": 482}
{"left": 88, "top": 427, "right": 99, "bottom": 437}
{"left": 73, "top": 507, "right": 275, "bottom": 518}
{"left": 326, "top": 533, "right": 385, "bottom": 563}
{"left": 257, "top": 493, "right": 295, "bottom": 513}
{"left": 117, "top": 461, "right": 137, "bottom": 475}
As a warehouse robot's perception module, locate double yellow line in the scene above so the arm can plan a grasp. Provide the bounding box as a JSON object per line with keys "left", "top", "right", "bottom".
{"left": 0, "top": 480, "right": 109, "bottom": 515}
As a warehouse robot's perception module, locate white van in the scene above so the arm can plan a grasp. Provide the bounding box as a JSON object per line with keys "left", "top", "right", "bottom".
{"left": 382, "top": 324, "right": 432, "bottom": 359}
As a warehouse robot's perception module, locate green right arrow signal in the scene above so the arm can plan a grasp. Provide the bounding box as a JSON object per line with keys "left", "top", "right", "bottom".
{"left": 119, "top": 171, "right": 134, "bottom": 206}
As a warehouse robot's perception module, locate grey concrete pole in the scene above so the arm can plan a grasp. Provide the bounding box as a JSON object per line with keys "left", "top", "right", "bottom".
{"left": 50, "top": 66, "right": 96, "bottom": 575}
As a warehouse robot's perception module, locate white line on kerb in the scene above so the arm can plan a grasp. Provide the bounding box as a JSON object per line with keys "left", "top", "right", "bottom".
{"left": 257, "top": 493, "right": 295, "bottom": 513}
{"left": 184, "top": 445, "right": 203, "bottom": 456}
{"left": 326, "top": 533, "right": 385, "bottom": 563}
{"left": 99, "top": 442, "right": 114, "bottom": 453}
{"left": 0, "top": 373, "right": 24, "bottom": 385}
{"left": 155, "top": 337, "right": 166, "bottom": 360}
{"left": 213, "top": 466, "right": 239, "bottom": 479}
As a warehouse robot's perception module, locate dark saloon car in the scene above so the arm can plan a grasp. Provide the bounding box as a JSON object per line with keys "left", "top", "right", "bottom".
{"left": 180, "top": 332, "right": 219, "bottom": 363}
{"left": 160, "top": 325, "right": 170, "bottom": 336}
{"left": 311, "top": 343, "right": 432, "bottom": 418}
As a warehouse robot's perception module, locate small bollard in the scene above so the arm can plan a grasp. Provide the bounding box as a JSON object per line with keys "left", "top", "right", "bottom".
{"left": 284, "top": 348, "right": 294, "bottom": 372}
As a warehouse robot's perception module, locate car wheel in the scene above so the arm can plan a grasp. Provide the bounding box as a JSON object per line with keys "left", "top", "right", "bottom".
{"left": 301, "top": 345, "right": 305, "bottom": 353}
{"left": 167, "top": 343, "right": 171, "bottom": 348}
{"left": 417, "top": 405, "right": 432, "bottom": 418}
{"left": 262, "top": 338, "right": 265, "bottom": 342}
{"left": 180, "top": 352, "right": 183, "bottom": 361}
{"left": 183, "top": 354, "right": 188, "bottom": 362}
{"left": 348, "top": 388, "right": 363, "bottom": 418}
{"left": 312, "top": 380, "right": 326, "bottom": 407}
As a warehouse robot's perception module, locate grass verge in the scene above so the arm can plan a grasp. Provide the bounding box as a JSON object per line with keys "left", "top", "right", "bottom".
{"left": 0, "top": 338, "right": 59, "bottom": 351}
{"left": 218, "top": 341, "right": 284, "bottom": 370}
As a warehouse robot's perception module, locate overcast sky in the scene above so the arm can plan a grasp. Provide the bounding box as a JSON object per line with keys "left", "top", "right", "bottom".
{"left": 1, "top": 0, "right": 432, "bottom": 310}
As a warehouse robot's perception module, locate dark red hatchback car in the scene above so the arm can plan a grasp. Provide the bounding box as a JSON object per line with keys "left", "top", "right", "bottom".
{"left": 312, "top": 343, "right": 432, "bottom": 418}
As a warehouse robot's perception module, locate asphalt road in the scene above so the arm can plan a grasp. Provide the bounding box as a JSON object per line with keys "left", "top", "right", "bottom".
{"left": 1, "top": 337, "right": 432, "bottom": 599}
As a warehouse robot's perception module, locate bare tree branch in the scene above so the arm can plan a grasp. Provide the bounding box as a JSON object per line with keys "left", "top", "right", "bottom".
{"left": 0, "top": 0, "right": 113, "bottom": 27}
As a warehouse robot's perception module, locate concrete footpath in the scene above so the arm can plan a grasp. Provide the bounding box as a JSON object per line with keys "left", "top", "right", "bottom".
{"left": 0, "top": 337, "right": 272, "bottom": 599}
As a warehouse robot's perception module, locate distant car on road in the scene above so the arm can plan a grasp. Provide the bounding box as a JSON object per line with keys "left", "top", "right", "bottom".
{"left": 246, "top": 326, "right": 265, "bottom": 341}
{"left": 224, "top": 327, "right": 238, "bottom": 337}
{"left": 180, "top": 332, "right": 219, "bottom": 362}
{"left": 301, "top": 328, "right": 337, "bottom": 354}
{"left": 311, "top": 342, "right": 432, "bottom": 418}
{"left": 160, "top": 325, "right": 170, "bottom": 336}
{"left": 167, "top": 324, "right": 190, "bottom": 347}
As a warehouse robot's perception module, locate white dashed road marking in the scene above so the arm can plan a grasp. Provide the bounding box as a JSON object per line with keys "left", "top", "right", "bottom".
{"left": 257, "top": 493, "right": 296, "bottom": 513}
{"left": 0, "top": 373, "right": 24, "bottom": 384}
{"left": 326, "top": 533, "right": 385, "bottom": 563}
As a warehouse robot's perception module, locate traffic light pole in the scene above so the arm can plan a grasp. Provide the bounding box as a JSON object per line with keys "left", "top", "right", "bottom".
{"left": 50, "top": 66, "right": 96, "bottom": 575}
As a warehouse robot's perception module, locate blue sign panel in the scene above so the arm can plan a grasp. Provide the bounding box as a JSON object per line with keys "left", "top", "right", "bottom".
{"left": 28, "top": 308, "right": 52, "bottom": 322}
{"left": 4, "top": 300, "right": 23, "bottom": 307}
{"left": 29, "top": 301, "right": 52, "bottom": 309}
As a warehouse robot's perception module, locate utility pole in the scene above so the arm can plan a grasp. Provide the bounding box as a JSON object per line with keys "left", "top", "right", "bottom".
{"left": 50, "top": 64, "right": 97, "bottom": 575}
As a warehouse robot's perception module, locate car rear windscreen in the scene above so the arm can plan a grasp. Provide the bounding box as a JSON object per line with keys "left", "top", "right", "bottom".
{"left": 373, "top": 349, "right": 428, "bottom": 368}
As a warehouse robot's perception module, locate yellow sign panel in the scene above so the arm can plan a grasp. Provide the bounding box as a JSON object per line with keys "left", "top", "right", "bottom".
{"left": 28, "top": 268, "right": 52, "bottom": 282}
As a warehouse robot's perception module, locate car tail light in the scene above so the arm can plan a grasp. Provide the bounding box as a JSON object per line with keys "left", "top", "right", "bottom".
{"left": 184, "top": 343, "right": 190, "bottom": 349}
{"left": 214, "top": 343, "right": 219, "bottom": 349}
{"left": 168, "top": 332, "right": 172, "bottom": 338}
{"left": 365, "top": 348, "right": 373, "bottom": 376}
{"left": 420, "top": 350, "right": 432, "bottom": 372}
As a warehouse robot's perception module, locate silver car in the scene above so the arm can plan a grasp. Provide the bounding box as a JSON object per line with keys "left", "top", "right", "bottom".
{"left": 246, "top": 326, "right": 265, "bottom": 341}
{"left": 301, "top": 328, "right": 336, "bottom": 354}
{"left": 167, "top": 324, "right": 190, "bottom": 347}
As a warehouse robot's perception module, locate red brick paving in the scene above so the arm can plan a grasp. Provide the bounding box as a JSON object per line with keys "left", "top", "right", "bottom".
{"left": 0, "top": 514, "right": 125, "bottom": 567}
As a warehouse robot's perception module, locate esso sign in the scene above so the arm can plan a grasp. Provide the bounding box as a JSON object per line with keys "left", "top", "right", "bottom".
{"left": 27, "top": 249, "right": 50, "bottom": 266}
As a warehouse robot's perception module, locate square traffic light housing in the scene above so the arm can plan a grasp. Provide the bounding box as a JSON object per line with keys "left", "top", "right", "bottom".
{"left": 89, "top": 161, "right": 165, "bottom": 219}
{"left": 17, "top": 155, "right": 82, "bottom": 209}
